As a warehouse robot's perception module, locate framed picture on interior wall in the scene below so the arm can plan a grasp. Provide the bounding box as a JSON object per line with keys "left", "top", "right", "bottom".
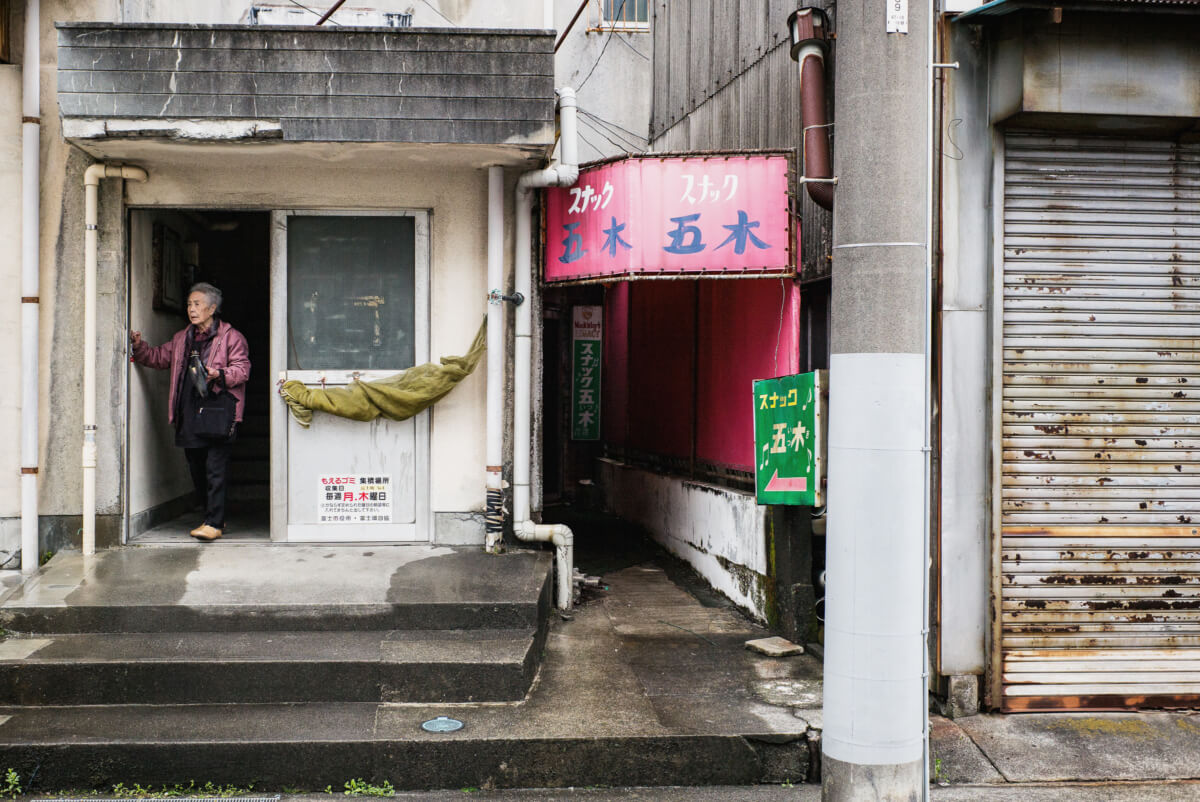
{"left": 182, "top": 242, "right": 199, "bottom": 302}
{"left": 152, "top": 222, "right": 185, "bottom": 312}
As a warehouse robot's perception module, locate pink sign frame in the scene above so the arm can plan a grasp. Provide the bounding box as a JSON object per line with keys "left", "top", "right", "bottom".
{"left": 544, "top": 152, "right": 794, "bottom": 283}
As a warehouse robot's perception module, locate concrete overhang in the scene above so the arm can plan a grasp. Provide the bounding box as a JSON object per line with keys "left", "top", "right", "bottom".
{"left": 57, "top": 22, "right": 557, "bottom": 154}
{"left": 958, "top": 0, "right": 1200, "bottom": 22}
{"left": 981, "top": 9, "right": 1200, "bottom": 131}
{"left": 63, "top": 129, "right": 552, "bottom": 172}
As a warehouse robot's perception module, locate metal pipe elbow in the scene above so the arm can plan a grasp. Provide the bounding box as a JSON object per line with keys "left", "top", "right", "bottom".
{"left": 514, "top": 519, "right": 568, "bottom": 544}
{"left": 84, "top": 163, "right": 149, "bottom": 186}
{"left": 554, "top": 164, "right": 580, "bottom": 187}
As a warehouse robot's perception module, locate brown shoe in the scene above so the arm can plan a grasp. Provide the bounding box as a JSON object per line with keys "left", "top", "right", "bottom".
{"left": 189, "top": 524, "right": 207, "bottom": 537}
{"left": 191, "top": 525, "right": 222, "bottom": 541}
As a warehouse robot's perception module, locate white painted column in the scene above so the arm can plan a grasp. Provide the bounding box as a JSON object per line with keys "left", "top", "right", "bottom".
{"left": 82, "top": 164, "right": 148, "bottom": 555}
{"left": 511, "top": 88, "right": 579, "bottom": 611}
{"left": 823, "top": 352, "right": 926, "bottom": 777}
{"left": 82, "top": 177, "right": 100, "bottom": 555}
{"left": 485, "top": 165, "right": 505, "bottom": 551}
{"left": 512, "top": 189, "right": 534, "bottom": 525}
{"left": 19, "top": 0, "right": 40, "bottom": 574}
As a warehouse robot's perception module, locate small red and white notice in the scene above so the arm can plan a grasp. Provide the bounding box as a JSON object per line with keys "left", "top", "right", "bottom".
{"left": 318, "top": 475, "right": 392, "bottom": 523}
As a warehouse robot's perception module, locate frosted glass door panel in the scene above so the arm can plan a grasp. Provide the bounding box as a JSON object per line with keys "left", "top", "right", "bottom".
{"left": 286, "top": 215, "right": 416, "bottom": 371}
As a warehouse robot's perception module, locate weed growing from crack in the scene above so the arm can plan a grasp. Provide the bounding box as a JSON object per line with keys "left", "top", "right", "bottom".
{"left": 110, "top": 781, "right": 257, "bottom": 798}
{"left": 342, "top": 779, "right": 394, "bottom": 797}
{"left": 2, "top": 769, "right": 21, "bottom": 799}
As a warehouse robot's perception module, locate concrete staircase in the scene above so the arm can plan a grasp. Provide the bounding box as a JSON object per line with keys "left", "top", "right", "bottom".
{"left": 0, "top": 545, "right": 554, "bottom": 790}
{"left": 0, "top": 545, "right": 816, "bottom": 792}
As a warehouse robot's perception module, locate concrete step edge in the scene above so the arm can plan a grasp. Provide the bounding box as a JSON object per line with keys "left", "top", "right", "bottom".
{"left": 0, "top": 627, "right": 542, "bottom": 705}
{"left": 0, "top": 629, "right": 537, "bottom": 665}
{"left": 0, "top": 705, "right": 808, "bottom": 789}
{"left": 0, "top": 602, "right": 545, "bottom": 634}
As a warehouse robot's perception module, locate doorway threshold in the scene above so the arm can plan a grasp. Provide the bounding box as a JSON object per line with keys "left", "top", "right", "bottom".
{"left": 130, "top": 506, "right": 270, "bottom": 545}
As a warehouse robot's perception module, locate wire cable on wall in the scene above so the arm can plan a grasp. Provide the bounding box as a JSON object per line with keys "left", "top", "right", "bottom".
{"left": 575, "top": 127, "right": 609, "bottom": 159}
{"left": 578, "top": 115, "right": 645, "bottom": 154}
{"left": 287, "top": 0, "right": 340, "bottom": 24}
{"left": 578, "top": 108, "right": 648, "bottom": 151}
{"left": 612, "top": 32, "right": 649, "bottom": 60}
{"left": 575, "top": 0, "right": 629, "bottom": 92}
{"left": 420, "top": 0, "right": 458, "bottom": 26}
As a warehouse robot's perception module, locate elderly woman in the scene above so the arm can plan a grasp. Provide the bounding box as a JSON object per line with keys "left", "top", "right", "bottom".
{"left": 130, "top": 282, "right": 251, "bottom": 541}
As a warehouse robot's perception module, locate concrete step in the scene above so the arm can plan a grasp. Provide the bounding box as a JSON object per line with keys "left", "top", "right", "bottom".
{"left": 0, "top": 702, "right": 804, "bottom": 791}
{"left": 0, "top": 628, "right": 541, "bottom": 705}
{"left": 0, "top": 547, "right": 552, "bottom": 634}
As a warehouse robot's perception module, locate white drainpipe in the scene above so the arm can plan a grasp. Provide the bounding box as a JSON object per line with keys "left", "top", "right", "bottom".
{"left": 82, "top": 163, "right": 148, "bottom": 555}
{"left": 19, "top": 0, "right": 40, "bottom": 574}
{"left": 513, "top": 87, "right": 580, "bottom": 612}
{"left": 485, "top": 165, "right": 505, "bottom": 552}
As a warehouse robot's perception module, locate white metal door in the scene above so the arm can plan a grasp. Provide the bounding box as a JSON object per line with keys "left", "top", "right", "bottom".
{"left": 270, "top": 211, "right": 430, "bottom": 542}
{"left": 998, "top": 133, "right": 1200, "bottom": 711}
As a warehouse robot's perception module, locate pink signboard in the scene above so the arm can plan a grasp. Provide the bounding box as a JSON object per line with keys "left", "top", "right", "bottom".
{"left": 544, "top": 153, "right": 794, "bottom": 283}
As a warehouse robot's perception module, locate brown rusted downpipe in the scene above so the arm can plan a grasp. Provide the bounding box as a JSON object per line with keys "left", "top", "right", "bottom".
{"left": 789, "top": 8, "right": 834, "bottom": 211}
{"left": 800, "top": 52, "right": 833, "bottom": 210}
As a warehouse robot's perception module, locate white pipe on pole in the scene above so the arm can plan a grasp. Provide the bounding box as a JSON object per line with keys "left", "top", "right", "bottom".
{"left": 485, "top": 165, "right": 505, "bottom": 552}
{"left": 20, "top": 0, "right": 41, "bottom": 574}
{"left": 513, "top": 87, "right": 579, "bottom": 611}
{"left": 921, "top": 0, "right": 938, "bottom": 794}
{"left": 82, "top": 163, "right": 148, "bottom": 556}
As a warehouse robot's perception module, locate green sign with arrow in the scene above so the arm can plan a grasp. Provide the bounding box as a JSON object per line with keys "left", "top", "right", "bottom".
{"left": 753, "top": 370, "right": 826, "bottom": 507}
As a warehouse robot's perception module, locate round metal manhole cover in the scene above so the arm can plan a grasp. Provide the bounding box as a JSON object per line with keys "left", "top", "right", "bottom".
{"left": 421, "top": 716, "right": 464, "bottom": 733}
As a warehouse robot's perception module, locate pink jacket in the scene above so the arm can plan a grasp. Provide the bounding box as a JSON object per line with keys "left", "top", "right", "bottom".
{"left": 133, "top": 320, "right": 251, "bottom": 423}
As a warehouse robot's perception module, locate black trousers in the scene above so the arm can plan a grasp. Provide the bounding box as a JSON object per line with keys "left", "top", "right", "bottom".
{"left": 184, "top": 442, "right": 232, "bottom": 529}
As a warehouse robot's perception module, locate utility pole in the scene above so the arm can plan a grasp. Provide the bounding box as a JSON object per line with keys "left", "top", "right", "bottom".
{"left": 821, "top": 0, "right": 931, "bottom": 797}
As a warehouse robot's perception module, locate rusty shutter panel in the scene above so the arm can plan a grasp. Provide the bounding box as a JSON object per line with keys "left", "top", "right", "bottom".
{"left": 1000, "top": 132, "right": 1200, "bottom": 712}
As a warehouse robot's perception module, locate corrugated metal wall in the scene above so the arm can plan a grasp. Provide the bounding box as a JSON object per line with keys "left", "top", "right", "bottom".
{"left": 650, "top": 0, "right": 832, "bottom": 282}
{"left": 1000, "top": 132, "right": 1200, "bottom": 711}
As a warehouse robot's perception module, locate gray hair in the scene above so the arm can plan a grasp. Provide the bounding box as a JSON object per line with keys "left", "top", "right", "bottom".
{"left": 188, "top": 282, "right": 223, "bottom": 313}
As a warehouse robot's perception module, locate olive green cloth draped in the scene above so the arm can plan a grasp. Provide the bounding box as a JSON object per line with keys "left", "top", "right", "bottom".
{"left": 280, "top": 319, "right": 486, "bottom": 428}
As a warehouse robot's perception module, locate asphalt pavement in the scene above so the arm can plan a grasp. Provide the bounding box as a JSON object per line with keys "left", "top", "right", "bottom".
{"left": 248, "top": 784, "right": 1200, "bottom": 801}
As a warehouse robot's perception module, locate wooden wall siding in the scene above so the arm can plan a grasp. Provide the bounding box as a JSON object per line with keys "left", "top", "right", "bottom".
{"left": 650, "top": 2, "right": 833, "bottom": 281}
{"left": 57, "top": 23, "right": 556, "bottom": 145}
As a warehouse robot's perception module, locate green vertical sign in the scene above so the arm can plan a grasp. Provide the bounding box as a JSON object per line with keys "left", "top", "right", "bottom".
{"left": 571, "top": 305, "right": 602, "bottom": 441}
{"left": 753, "top": 370, "right": 826, "bottom": 506}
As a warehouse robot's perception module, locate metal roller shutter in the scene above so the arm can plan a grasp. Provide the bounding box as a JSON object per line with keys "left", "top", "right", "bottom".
{"left": 1000, "top": 132, "right": 1200, "bottom": 712}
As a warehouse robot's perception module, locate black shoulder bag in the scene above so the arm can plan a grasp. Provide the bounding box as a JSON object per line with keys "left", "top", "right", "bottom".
{"left": 189, "top": 349, "right": 236, "bottom": 440}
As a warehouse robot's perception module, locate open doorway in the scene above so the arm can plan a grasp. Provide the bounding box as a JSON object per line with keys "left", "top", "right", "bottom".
{"left": 126, "top": 210, "right": 271, "bottom": 543}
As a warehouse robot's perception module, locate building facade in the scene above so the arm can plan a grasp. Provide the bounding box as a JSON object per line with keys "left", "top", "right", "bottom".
{"left": 602, "top": 0, "right": 1200, "bottom": 713}
{"left": 1, "top": 0, "right": 630, "bottom": 559}
{"left": 941, "top": 0, "right": 1200, "bottom": 713}
{"left": 568, "top": 0, "right": 827, "bottom": 632}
